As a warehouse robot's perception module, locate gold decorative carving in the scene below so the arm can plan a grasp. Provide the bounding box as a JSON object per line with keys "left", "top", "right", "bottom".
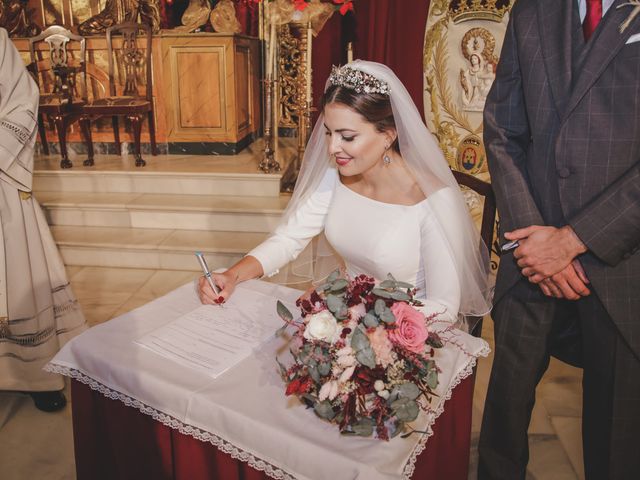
{"left": 278, "top": 23, "right": 300, "bottom": 128}
{"left": 449, "top": 0, "right": 510, "bottom": 24}
{"left": 77, "top": 0, "right": 160, "bottom": 36}
{"left": 209, "top": 0, "right": 240, "bottom": 34}
{"left": 0, "top": 0, "right": 41, "bottom": 37}
{"left": 423, "top": 2, "right": 513, "bottom": 172}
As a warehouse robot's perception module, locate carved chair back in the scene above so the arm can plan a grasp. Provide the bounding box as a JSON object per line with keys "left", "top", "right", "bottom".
{"left": 28, "top": 25, "right": 88, "bottom": 105}
{"left": 105, "top": 21, "right": 153, "bottom": 101}
{"left": 451, "top": 169, "right": 496, "bottom": 338}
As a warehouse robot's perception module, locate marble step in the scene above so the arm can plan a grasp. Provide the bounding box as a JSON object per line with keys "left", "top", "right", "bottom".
{"left": 51, "top": 225, "right": 268, "bottom": 271}
{"left": 33, "top": 168, "right": 282, "bottom": 197}
{"left": 37, "top": 192, "right": 289, "bottom": 233}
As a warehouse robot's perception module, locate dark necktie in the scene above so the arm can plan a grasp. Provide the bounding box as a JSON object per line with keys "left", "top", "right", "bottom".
{"left": 583, "top": 0, "right": 603, "bottom": 41}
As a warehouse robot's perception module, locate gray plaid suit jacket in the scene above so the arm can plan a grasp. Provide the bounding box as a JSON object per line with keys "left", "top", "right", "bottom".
{"left": 485, "top": 0, "right": 640, "bottom": 356}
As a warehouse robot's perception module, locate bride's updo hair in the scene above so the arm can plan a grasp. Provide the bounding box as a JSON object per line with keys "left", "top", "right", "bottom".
{"left": 321, "top": 84, "right": 400, "bottom": 153}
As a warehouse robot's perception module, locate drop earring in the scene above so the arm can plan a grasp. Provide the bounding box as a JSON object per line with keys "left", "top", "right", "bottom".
{"left": 383, "top": 145, "right": 391, "bottom": 165}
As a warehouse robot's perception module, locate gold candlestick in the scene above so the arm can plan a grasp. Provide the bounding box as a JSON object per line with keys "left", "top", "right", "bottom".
{"left": 259, "top": 76, "right": 281, "bottom": 173}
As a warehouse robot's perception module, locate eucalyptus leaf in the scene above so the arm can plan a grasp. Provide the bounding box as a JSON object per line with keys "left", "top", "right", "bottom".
{"left": 275, "top": 357, "right": 288, "bottom": 378}
{"left": 351, "top": 418, "right": 375, "bottom": 437}
{"left": 330, "top": 279, "right": 349, "bottom": 292}
{"left": 372, "top": 288, "right": 392, "bottom": 299}
{"left": 351, "top": 326, "right": 370, "bottom": 351}
{"left": 391, "top": 398, "right": 419, "bottom": 422}
{"left": 363, "top": 312, "right": 379, "bottom": 328}
{"left": 314, "top": 400, "right": 336, "bottom": 420}
{"left": 379, "top": 279, "right": 396, "bottom": 290}
{"left": 318, "top": 361, "right": 332, "bottom": 376}
{"left": 326, "top": 294, "right": 344, "bottom": 313}
{"left": 395, "top": 281, "right": 414, "bottom": 289}
{"left": 390, "top": 290, "right": 411, "bottom": 302}
{"left": 426, "top": 369, "right": 439, "bottom": 390}
{"left": 386, "top": 273, "right": 397, "bottom": 282}
{"left": 308, "top": 364, "right": 320, "bottom": 383}
{"left": 327, "top": 269, "right": 340, "bottom": 283}
{"left": 396, "top": 382, "right": 421, "bottom": 400}
{"left": 374, "top": 299, "right": 386, "bottom": 315}
{"left": 381, "top": 309, "right": 396, "bottom": 324}
{"left": 355, "top": 347, "right": 376, "bottom": 368}
{"left": 276, "top": 300, "right": 293, "bottom": 322}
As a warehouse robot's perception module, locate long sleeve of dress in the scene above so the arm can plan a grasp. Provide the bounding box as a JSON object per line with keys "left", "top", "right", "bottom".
{"left": 0, "top": 28, "right": 39, "bottom": 191}
{"left": 248, "top": 169, "right": 337, "bottom": 277}
{"left": 419, "top": 188, "right": 462, "bottom": 324}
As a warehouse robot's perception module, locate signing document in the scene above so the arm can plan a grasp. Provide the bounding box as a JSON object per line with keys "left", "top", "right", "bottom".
{"left": 136, "top": 285, "right": 295, "bottom": 378}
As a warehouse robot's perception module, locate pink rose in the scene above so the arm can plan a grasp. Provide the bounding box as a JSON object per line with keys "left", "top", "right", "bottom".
{"left": 388, "top": 303, "right": 428, "bottom": 354}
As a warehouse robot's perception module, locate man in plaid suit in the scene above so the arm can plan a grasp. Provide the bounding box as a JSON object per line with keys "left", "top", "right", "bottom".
{"left": 479, "top": 0, "right": 640, "bottom": 478}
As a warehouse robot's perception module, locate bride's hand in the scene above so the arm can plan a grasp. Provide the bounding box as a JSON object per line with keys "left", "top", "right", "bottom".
{"left": 198, "top": 271, "right": 238, "bottom": 304}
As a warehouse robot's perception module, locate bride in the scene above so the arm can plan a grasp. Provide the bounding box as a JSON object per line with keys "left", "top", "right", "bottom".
{"left": 198, "top": 60, "right": 491, "bottom": 477}
{"left": 198, "top": 60, "right": 491, "bottom": 327}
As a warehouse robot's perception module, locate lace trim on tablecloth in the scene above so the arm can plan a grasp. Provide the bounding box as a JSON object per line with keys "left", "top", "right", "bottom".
{"left": 401, "top": 339, "right": 490, "bottom": 479}
{"left": 44, "top": 364, "right": 296, "bottom": 480}
{"left": 46, "top": 337, "right": 490, "bottom": 480}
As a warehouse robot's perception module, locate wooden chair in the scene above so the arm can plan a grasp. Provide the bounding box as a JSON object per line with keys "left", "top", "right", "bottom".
{"left": 28, "top": 26, "right": 91, "bottom": 169}
{"left": 81, "top": 21, "right": 157, "bottom": 167}
{"left": 451, "top": 170, "right": 497, "bottom": 339}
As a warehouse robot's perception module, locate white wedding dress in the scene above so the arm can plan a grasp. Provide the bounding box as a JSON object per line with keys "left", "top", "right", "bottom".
{"left": 249, "top": 168, "right": 461, "bottom": 324}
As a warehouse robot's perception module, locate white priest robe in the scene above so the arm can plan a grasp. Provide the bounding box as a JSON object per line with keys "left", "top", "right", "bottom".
{"left": 0, "top": 28, "right": 86, "bottom": 391}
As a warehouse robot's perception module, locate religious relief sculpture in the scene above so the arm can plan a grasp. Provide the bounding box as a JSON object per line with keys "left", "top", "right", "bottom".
{"left": 0, "top": 0, "right": 40, "bottom": 37}
{"left": 458, "top": 28, "right": 496, "bottom": 111}
{"left": 77, "top": 0, "right": 160, "bottom": 35}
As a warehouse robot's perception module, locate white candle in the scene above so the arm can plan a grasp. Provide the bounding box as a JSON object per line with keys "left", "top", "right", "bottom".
{"left": 306, "top": 23, "right": 312, "bottom": 103}
{"left": 347, "top": 42, "right": 353, "bottom": 63}
{"left": 267, "top": 22, "right": 276, "bottom": 79}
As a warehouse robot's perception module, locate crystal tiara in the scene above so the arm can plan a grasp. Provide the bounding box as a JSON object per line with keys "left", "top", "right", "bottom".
{"left": 328, "top": 65, "right": 391, "bottom": 96}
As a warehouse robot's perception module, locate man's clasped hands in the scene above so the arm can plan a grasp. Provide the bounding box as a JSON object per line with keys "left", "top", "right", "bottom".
{"left": 506, "top": 225, "right": 590, "bottom": 300}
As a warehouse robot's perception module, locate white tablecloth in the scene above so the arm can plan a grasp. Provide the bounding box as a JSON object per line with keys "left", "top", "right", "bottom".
{"left": 47, "top": 280, "right": 489, "bottom": 480}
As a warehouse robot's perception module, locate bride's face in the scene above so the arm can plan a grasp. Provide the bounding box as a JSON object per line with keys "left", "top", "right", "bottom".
{"left": 323, "top": 102, "right": 392, "bottom": 177}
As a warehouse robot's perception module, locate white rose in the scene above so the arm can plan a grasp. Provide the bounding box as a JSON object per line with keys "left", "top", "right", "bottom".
{"left": 374, "top": 380, "right": 385, "bottom": 392}
{"left": 303, "top": 310, "right": 341, "bottom": 344}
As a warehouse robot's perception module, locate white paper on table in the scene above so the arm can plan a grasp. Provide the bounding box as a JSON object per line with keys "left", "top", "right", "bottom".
{"left": 136, "top": 286, "right": 296, "bottom": 378}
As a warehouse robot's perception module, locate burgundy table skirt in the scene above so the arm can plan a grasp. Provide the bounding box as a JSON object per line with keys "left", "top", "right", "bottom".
{"left": 71, "top": 375, "right": 474, "bottom": 480}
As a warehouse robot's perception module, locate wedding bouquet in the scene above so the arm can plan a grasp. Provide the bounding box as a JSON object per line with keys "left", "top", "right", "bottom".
{"left": 275, "top": 271, "right": 443, "bottom": 441}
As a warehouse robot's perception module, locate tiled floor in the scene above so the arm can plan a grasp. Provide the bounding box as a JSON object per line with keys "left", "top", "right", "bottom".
{"left": 0, "top": 266, "right": 584, "bottom": 479}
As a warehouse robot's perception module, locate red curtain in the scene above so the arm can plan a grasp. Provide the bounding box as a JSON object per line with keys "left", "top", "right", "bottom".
{"left": 349, "top": 0, "right": 431, "bottom": 118}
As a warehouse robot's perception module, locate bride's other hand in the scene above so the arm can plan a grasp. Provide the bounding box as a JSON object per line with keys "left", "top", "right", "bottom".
{"left": 198, "top": 271, "right": 238, "bottom": 304}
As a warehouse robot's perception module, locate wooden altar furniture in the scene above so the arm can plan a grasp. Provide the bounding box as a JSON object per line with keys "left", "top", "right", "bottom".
{"left": 13, "top": 33, "right": 261, "bottom": 155}
{"left": 81, "top": 21, "right": 157, "bottom": 167}
{"left": 28, "top": 25, "right": 90, "bottom": 169}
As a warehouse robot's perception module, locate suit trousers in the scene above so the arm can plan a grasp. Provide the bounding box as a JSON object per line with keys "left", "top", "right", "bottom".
{"left": 478, "top": 279, "right": 640, "bottom": 480}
